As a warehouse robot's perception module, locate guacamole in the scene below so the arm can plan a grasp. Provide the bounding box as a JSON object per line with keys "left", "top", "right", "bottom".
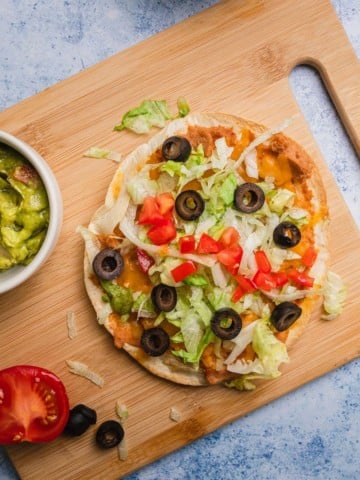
{"left": 0, "top": 143, "right": 49, "bottom": 271}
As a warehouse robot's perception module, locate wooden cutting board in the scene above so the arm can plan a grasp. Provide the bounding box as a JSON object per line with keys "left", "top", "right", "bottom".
{"left": 1, "top": 0, "right": 359, "bottom": 478}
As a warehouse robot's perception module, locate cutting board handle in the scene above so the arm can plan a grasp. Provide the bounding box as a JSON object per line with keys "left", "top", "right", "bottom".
{"left": 308, "top": 56, "right": 360, "bottom": 156}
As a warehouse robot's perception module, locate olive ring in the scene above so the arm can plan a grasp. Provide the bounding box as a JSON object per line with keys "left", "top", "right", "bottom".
{"left": 210, "top": 308, "right": 242, "bottom": 340}
{"left": 234, "top": 183, "right": 265, "bottom": 213}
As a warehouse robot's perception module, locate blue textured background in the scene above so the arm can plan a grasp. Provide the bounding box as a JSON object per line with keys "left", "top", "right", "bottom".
{"left": 0, "top": 1, "right": 359, "bottom": 479}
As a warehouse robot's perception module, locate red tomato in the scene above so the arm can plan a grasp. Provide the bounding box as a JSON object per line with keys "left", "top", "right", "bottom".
{"left": 197, "top": 233, "right": 221, "bottom": 254}
{"left": 234, "top": 274, "right": 257, "bottom": 293}
{"left": 253, "top": 270, "right": 277, "bottom": 291}
{"left": 217, "top": 245, "right": 243, "bottom": 275}
{"left": 171, "top": 261, "right": 197, "bottom": 283}
{"left": 136, "top": 248, "right": 155, "bottom": 273}
{"left": 138, "top": 196, "right": 165, "bottom": 226}
{"left": 147, "top": 219, "right": 176, "bottom": 245}
{"left": 254, "top": 250, "right": 271, "bottom": 273}
{"left": 273, "top": 271, "right": 288, "bottom": 287}
{"left": 288, "top": 269, "right": 314, "bottom": 288}
{"left": 155, "top": 192, "right": 174, "bottom": 216}
{"left": 0, "top": 365, "right": 69, "bottom": 444}
{"left": 232, "top": 285, "right": 245, "bottom": 303}
{"left": 218, "top": 227, "right": 240, "bottom": 248}
{"left": 179, "top": 235, "right": 196, "bottom": 254}
{"left": 301, "top": 247, "right": 317, "bottom": 268}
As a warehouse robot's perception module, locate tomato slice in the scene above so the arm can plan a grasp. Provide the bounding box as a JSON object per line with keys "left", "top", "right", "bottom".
{"left": 234, "top": 274, "right": 257, "bottom": 293}
{"left": 171, "top": 261, "right": 197, "bottom": 283}
{"left": 147, "top": 219, "right": 177, "bottom": 245}
{"left": 136, "top": 248, "right": 155, "bottom": 273}
{"left": 218, "top": 227, "right": 240, "bottom": 248}
{"left": 155, "top": 192, "right": 174, "bottom": 216}
{"left": 217, "top": 245, "right": 243, "bottom": 275}
{"left": 253, "top": 270, "right": 277, "bottom": 291}
{"left": 197, "top": 233, "right": 221, "bottom": 254}
{"left": 179, "top": 235, "right": 196, "bottom": 254}
{"left": 0, "top": 365, "right": 69, "bottom": 444}
{"left": 254, "top": 250, "right": 271, "bottom": 273}
{"left": 138, "top": 196, "right": 166, "bottom": 226}
{"left": 287, "top": 269, "right": 314, "bottom": 288}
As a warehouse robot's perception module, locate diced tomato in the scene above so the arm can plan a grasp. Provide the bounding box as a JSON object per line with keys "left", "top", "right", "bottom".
{"left": 217, "top": 245, "right": 243, "bottom": 275}
{"left": 234, "top": 274, "right": 257, "bottom": 293}
{"left": 301, "top": 246, "right": 318, "bottom": 268}
{"left": 155, "top": 192, "right": 174, "bottom": 216}
{"left": 0, "top": 365, "right": 69, "bottom": 444}
{"left": 138, "top": 196, "right": 165, "bottom": 226}
{"left": 272, "top": 271, "right": 288, "bottom": 287}
{"left": 147, "top": 219, "right": 176, "bottom": 245}
{"left": 254, "top": 250, "right": 271, "bottom": 273}
{"left": 197, "top": 233, "right": 221, "bottom": 254}
{"left": 253, "top": 270, "right": 277, "bottom": 291}
{"left": 218, "top": 227, "right": 240, "bottom": 248}
{"left": 232, "top": 285, "right": 245, "bottom": 303}
{"left": 179, "top": 235, "right": 196, "bottom": 254}
{"left": 136, "top": 248, "right": 155, "bottom": 273}
{"left": 171, "top": 261, "right": 197, "bottom": 283}
{"left": 287, "top": 269, "right": 314, "bottom": 288}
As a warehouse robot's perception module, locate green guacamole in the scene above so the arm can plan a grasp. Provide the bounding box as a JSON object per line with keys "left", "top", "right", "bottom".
{"left": 0, "top": 143, "right": 49, "bottom": 271}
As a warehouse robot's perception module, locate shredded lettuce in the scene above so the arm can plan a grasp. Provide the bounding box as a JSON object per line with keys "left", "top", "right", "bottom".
{"left": 322, "top": 271, "right": 347, "bottom": 320}
{"left": 114, "top": 98, "right": 190, "bottom": 134}
{"left": 177, "top": 96, "right": 190, "bottom": 117}
{"left": 126, "top": 174, "right": 158, "bottom": 204}
{"left": 251, "top": 316, "right": 289, "bottom": 376}
{"left": 83, "top": 147, "right": 121, "bottom": 162}
{"left": 268, "top": 188, "right": 294, "bottom": 214}
{"left": 172, "top": 327, "right": 215, "bottom": 365}
{"left": 220, "top": 173, "right": 237, "bottom": 206}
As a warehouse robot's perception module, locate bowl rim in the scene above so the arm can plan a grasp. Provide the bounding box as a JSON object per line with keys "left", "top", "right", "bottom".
{"left": 0, "top": 130, "right": 63, "bottom": 294}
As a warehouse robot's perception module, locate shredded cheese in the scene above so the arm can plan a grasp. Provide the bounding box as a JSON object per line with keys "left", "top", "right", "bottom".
{"left": 66, "top": 311, "right": 77, "bottom": 339}
{"left": 65, "top": 360, "right": 104, "bottom": 388}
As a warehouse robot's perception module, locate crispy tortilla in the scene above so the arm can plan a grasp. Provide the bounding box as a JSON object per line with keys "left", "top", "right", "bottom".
{"left": 82, "top": 113, "right": 329, "bottom": 387}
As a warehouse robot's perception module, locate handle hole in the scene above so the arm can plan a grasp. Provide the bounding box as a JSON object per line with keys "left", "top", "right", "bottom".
{"left": 289, "top": 64, "right": 359, "bottom": 226}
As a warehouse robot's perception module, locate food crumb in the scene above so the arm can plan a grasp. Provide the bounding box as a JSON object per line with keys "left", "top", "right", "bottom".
{"left": 66, "top": 311, "right": 77, "bottom": 339}
{"left": 115, "top": 400, "right": 129, "bottom": 460}
{"left": 169, "top": 407, "right": 182, "bottom": 423}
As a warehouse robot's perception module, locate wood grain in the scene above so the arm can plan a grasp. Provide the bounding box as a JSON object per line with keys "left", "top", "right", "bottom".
{"left": 1, "top": 0, "right": 359, "bottom": 478}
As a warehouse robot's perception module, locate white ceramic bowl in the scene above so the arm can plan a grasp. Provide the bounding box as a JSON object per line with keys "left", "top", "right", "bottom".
{"left": 0, "top": 130, "right": 63, "bottom": 294}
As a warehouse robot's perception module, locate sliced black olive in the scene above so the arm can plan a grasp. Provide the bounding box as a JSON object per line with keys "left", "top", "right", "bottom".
{"left": 92, "top": 248, "right": 124, "bottom": 280}
{"left": 270, "top": 301, "right": 302, "bottom": 331}
{"left": 273, "top": 222, "right": 301, "bottom": 248}
{"left": 64, "top": 404, "right": 97, "bottom": 437}
{"left": 141, "top": 327, "right": 170, "bottom": 356}
{"left": 162, "top": 136, "right": 191, "bottom": 162}
{"left": 151, "top": 283, "right": 177, "bottom": 312}
{"left": 96, "top": 420, "right": 124, "bottom": 449}
{"left": 175, "top": 190, "right": 205, "bottom": 221}
{"left": 211, "top": 308, "right": 242, "bottom": 340}
{"left": 234, "top": 183, "right": 265, "bottom": 213}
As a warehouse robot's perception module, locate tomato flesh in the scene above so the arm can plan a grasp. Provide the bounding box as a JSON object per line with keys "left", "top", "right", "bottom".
{"left": 197, "top": 233, "right": 221, "bottom": 254}
{"left": 179, "top": 235, "right": 196, "bottom": 254}
{"left": 171, "top": 261, "right": 197, "bottom": 283}
{"left": 0, "top": 365, "right": 69, "bottom": 444}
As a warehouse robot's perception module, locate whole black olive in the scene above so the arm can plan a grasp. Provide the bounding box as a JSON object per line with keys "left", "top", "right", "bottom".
{"left": 273, "top": 222, "right": 301, "bottom": 248}
{"left": 96, "top": 420, "right": 124, "bottom": 449}
{"left": 270, "top": 301, "right": 302, "bottom": 331}
{"left": 64, "top": 404, "right": 97, "bottom": 437}
{"left": 162, "top": 136, "right": 191, "bottom": 162}
{"left": 211, "top": 308, "right": 242, "bottom": 340}
{"left": 234, "top": 183, "right": 265, "bottom": 213}
{"left": 92, "top": 248, "right": 124, "bottom": 280}
{"left": 141, "top": 327, "right": 170, "bottom": 356}
{"left": 151, "top": 283, "right": 177, "bottom": 312}
{"left": 175, "top": 190, "right": 205, "bottom": 221}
